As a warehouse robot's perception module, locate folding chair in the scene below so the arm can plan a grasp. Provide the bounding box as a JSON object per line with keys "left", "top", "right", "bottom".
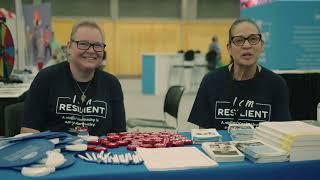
{"left": 127, "top": 86, "right": 185, "bottom": 132}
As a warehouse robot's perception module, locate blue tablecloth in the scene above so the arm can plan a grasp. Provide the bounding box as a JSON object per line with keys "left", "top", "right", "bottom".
{"left": 1, "top": 131, "right": 320, "bottom": 180}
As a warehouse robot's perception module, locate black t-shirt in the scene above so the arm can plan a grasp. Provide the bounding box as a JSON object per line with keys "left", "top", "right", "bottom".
{"left": 188, "top": 65, "right": 291, "bottom": 130}
{"left": 22, "top": 61, "right": 126, "bottom": 136}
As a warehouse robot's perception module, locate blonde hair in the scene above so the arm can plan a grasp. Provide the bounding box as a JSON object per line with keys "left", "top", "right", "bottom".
{"left": 70, "top": 20, "right": 105, "bottom": 42}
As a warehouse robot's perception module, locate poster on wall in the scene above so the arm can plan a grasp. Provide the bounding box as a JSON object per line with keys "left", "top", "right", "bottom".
{"left": 241, "top": 0, "right": 320, "bottom": 70}
{"left": 240, "top": 0, "right": 273, "bottom": 10}
{"left": 23, "top": 3, "right": 52, "bottom": 69}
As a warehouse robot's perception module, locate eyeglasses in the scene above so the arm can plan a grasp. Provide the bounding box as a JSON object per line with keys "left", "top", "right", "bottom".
{"left": 230, "top": 34, "right": 262, "bottom": 46}
{"left": 71, "top": 39, "right": 106, "bottom": 52}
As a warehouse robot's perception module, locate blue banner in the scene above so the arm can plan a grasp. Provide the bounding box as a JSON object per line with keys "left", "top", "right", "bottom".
{"left": 241, "top": 1, "right": 320, "bottom": 70}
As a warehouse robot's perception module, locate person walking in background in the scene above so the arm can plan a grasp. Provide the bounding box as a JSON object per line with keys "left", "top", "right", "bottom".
{"left": 188, "top": 18, "right": 291, "bottom": 129}
{"left": 43, "top": 24, "right": 52, "bottom": 62}
{"left": 21, "top": 20, "right": 126, "bottom": 136}
{"left": 206, "top": 35, "right": 221, "bottom": 71}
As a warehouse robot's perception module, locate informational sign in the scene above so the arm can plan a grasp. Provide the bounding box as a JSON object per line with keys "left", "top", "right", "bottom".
{"left": 241, "top": 1, "right": 320, "bottom": 70}
{"left": 23, "top": 3, "right": 52, "bottom": 66}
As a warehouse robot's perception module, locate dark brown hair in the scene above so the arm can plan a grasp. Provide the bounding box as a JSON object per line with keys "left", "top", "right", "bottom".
{"left": 228, "top": 18, "right": 262, "bottom": 63}
{"left": 228, "top": 18, "right": 261, "bottom": 43}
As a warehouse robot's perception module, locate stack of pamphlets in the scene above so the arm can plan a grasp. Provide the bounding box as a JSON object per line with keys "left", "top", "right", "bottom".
{"left": 191, "top": 129, "right": 222, "bottom": 144}
{"left": 254, "top": 121, "right": 320, "bottom": 161}
{"left": 228, "top": 123, "right": 255, "bottom": 141}
{"left": 233, "top": 140, "right": 289, "bottom": 163}
{"left": 201, "top": 142, "right": 244, "bottom": 162}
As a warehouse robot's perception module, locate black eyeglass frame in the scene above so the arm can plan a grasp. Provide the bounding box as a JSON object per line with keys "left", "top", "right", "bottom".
{"left": 70, "top": 39, "right": 106, "bottom": 52}
{"left": 230, "top": 34, "right": 262, "bottom": 46}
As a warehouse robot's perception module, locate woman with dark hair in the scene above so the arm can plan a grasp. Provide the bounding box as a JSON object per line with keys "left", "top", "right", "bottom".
{"left": 188, "top": 18, "right": 291, "bottom": 129}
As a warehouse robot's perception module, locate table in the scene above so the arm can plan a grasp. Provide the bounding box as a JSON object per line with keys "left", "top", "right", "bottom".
{"left": 1, "top": 131, "right": 320, "bottom": 180}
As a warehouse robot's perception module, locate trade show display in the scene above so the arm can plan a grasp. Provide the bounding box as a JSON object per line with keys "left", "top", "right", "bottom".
{"left": 241, "top": 0, "right": 320, "bottom": 120}
{"left": 241, "top": 0, "right": 320, "bottom": 70}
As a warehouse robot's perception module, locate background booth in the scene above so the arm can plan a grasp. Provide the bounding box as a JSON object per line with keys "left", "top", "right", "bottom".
{"left": 142, "top": 52, "right": 207, "bottom": 95}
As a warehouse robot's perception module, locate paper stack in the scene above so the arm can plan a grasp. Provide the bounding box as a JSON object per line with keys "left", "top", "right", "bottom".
{"left": 228, "top": 123, "right": 255, "bottom": 141}
{"left": 201, "top": 142, "right": 244, "bottom": 162}
{"left": 233, "top": 140, "right": 289, "bottom": 163}
{"left": 136, "top": 147, "right": 218, "bottom": 171}
{"left": 191, "top": 129, "right": 222, "bottom": 144}
{"left": 254, "top": 121, "right": 320, "bottom": 161}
